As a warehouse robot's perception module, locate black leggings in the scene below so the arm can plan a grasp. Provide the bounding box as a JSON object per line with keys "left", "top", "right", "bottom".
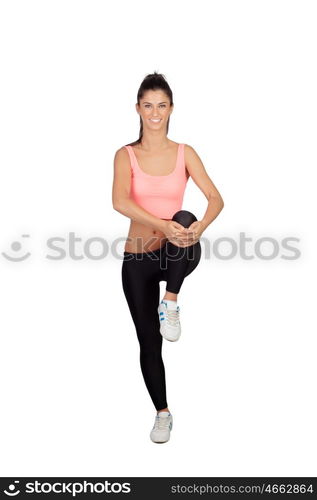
{"left": 121, "top": 210, "right": 202, "bottom": 411}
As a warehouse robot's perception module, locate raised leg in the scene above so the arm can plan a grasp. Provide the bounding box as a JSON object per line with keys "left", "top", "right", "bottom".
{"left": 162, "top": 210, "right": 202, "bottom": 294}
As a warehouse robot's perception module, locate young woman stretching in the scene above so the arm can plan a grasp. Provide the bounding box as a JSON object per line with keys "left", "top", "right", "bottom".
{"left": 112, "top": 72, "right": 224, "bottom": 443}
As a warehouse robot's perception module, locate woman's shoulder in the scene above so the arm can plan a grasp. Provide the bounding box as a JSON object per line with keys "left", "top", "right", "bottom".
{"left": 113, "top": 145, "right": 133, "bottom": 168}
{"left": 183, "top": 143, "right": 198, "bottom": 157}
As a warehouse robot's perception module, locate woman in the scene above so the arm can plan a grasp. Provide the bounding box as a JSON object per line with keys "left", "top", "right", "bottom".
{"left": 112, "top": 72, "right": 224, "bottom": 443}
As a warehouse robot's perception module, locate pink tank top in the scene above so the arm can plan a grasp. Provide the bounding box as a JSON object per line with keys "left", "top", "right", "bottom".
{"left": 124, "top": 143, "right": 188, "bottom": 219}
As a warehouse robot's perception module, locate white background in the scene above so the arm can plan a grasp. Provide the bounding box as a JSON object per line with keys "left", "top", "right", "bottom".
{"left": 0, "top": 0, "right": 316, "bottom": 477}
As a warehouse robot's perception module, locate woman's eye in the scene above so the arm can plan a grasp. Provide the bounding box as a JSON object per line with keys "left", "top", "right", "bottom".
{"left": 144, "top": 104, "right": 166, "bottom": 108}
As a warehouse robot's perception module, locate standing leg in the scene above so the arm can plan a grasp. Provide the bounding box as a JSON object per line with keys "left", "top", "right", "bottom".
{"left": 121, "top": 254, "right": 168, "bottom": 411}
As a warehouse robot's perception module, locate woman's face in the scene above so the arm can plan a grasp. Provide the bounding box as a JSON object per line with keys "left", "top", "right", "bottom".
{"left": 136, "top": 89, "right": 173, "bottom": 130}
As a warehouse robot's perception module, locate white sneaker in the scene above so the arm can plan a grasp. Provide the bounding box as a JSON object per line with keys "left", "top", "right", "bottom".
{"left": 150, "top": 411, "right": 173, "bottom": 443}
{"left": 158, "top": 300, "right": 181, "bottom": 342}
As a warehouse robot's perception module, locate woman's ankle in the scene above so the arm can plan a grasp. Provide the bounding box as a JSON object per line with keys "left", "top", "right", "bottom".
{"left": 163, "top": 292, "right": 178, "bottom": 301}
{"left": 157, "top": 407, "right": 170, "bottom": 414}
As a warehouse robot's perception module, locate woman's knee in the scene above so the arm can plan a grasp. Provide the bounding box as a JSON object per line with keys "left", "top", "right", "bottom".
{"left": 171, "top": 209, "right": 197, "bottom": 228}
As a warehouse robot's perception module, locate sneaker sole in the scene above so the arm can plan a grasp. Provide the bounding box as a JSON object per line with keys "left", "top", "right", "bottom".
{"left": 150, "top": 436, "right": 170, "bottom": 443}
{"left": 160, "top": 330, "right": 181, "bottom": 342}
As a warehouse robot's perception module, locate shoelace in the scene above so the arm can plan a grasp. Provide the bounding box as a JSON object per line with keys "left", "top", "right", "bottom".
{"left": 165, "top": 308, "right": 180, "bottom": 327}
{"left": 154, "top": 415, "right": 171, "bottom": 430}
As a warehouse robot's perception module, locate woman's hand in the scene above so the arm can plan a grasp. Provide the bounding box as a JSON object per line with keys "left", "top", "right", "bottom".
{"left": 162, "top": 220, "right": 187, "bottom": 246}
{"left": 162, "top": 220, "right": 205, "bottom": 248}
{"left": 184, "top": 220, "right": 205, "bottom": 245}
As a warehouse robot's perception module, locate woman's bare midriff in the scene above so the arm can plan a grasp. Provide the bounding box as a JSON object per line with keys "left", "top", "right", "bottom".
{"left": 124, "top": 219, "right": 171, "bottom": 253}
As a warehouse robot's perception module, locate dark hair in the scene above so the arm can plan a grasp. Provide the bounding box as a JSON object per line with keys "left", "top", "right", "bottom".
{"left": 126, "top": 71, "right": 173, "bottom": 147}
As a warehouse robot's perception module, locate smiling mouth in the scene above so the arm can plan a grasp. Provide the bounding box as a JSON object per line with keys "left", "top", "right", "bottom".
{"left": 149, "top": 119, "right": 161, "bottom": 122}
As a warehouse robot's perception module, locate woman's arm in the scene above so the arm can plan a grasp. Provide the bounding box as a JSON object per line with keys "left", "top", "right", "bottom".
{"left": 184, "top": 144, "right": 224, "bottom": 231}
{"left": 112, "top": 147, "right": 167, "bottom": 232}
